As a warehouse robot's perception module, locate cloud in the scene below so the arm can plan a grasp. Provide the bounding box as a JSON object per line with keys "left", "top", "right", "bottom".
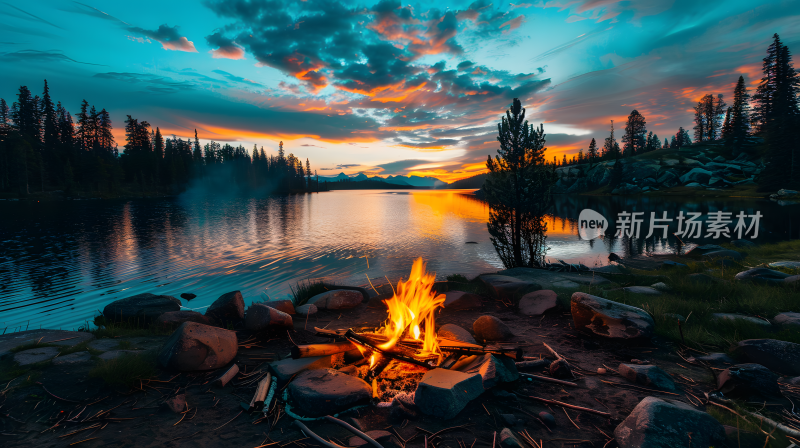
{"left": 301, "top": 144, "right": 325, "bottom": 148}
{"left": 128, "top": 24, "right": 197, "bottom": 52}
{"left": 206, "top": 31, "right": 245, "bottom": 59}
{"left": 1, "top": 49, "right": 104, "bottom": 65}
{"left": 93, "top": 72, "right": 196, "bottom": 94}
{"left": 337, "top": 164, "right": 361, "bottom": 169}
{"left": 374, "top": 159, "right": 432, "bottom": 174}
{"left": 212, "top": 69, "right": 262, "bottom": 86}
{"left": 2, "top": 3, "right": 63, "bottom": 29}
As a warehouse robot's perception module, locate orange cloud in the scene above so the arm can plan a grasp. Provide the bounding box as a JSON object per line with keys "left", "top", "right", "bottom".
{"left": 210, "top": 44, "right": 245, "bottom": 60}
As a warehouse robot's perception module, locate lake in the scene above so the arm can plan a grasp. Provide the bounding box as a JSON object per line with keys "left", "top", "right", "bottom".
{"left": 1, "top": 190, "right": 797, "bottom": 331}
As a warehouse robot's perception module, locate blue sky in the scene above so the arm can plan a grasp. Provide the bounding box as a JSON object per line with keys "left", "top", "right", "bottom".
{"left": 1, "top": 0, "right": 798, "bottom": 181}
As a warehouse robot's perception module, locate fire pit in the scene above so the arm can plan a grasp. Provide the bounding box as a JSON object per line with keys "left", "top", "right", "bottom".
{"left": 290, "top": 258, "right": 523, "bottom": 402}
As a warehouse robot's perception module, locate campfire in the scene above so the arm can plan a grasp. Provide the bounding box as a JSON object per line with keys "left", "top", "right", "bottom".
{"left": 291, "top": 258, "right": 523, "bottom": 400}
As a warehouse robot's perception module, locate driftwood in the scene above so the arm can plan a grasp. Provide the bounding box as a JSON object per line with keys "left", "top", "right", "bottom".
{"left": 248, "top": 373, "right": 272, "bottom": 411}
{"left": 291, "top": 341, "right": 355, "bottom": 359}
{"left": 213, "top": 364, "right": 239, "bottom": 388}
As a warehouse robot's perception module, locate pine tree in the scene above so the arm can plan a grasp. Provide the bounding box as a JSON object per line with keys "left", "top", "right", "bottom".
{"left": 663, "top": 138, "right": 669, "bottom": 149}
{"left": 193, "top": 129, "right": 202, "bottom": 163}
{"left": 721, "top": 107, "right": 732, "bottom": 140}
{"left": 622, "top": 110, "right": 646, "bottom": 156}
{"left": 603, "top": 120, "right": 617, "bottom": 158}
{"left": 484, "top": 98, "right": 556, "bottom": 268}
{"left": 97, "top": 108, "right": 113, "bottom": 155}
{"left": 727, "top": 76, "right": 752, "bottom": 154}
{"left": 693, "top": 97, "right": 707, "bottom": 142}
{"left": 76, "top": 100, "right": 91, "bottom": 151}
{"left": 710, "top": 94, "right": 726, "bottom": 140}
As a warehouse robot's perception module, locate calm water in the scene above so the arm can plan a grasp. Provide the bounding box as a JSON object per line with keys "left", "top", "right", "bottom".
{"left": 1, "top": 190, "right": 797, "bottom": 331}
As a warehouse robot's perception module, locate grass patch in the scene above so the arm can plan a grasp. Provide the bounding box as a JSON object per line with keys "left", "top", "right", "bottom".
{"left": 89, "top": 350, "right": 158, "bottom": 388}
{"left": 91, "top": 315, "right": 172, "bottom": 339}
{"left": 9, "top": 342, "right": 59, "bottom": 353}
{"left": 289, "top": 279, "right": 328, "bottom": 307}
{"left": 706, "top": 404, "right": 792, "bottom": 447}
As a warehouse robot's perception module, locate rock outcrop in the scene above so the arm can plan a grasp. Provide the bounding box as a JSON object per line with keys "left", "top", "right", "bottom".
{"left": 413, "top": 369, "right": 484, "bottom": 419}
{"left": 158, "top": 322, "right": 237, "bottom": 371}
{"left": 103, "top": 293, "right": 181, "bottom": 324}
{"left": 571, "top": 292, "right": 654, "bottom": 339}
{"left": 614, "top": 397, "right": 726, "bottom": 448}
{"left": 205, "top": 291, "right": 245, "bottom": 326}
{"left": 287, "top": 369, "right": 371, "bottom": 418}
{"left": 244, "top": 303, "right": 293, "bottom": 332}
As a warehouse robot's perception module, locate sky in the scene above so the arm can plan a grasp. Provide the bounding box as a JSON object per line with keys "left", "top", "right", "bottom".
{"left": 1, "top": 0, "right": 799, "bottom": 182}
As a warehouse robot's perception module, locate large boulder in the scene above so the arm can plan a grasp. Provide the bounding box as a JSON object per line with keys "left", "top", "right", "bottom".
{"left": 308, "top": 290, "right": 363, "bottom": 310}
{"left": 679, "top": 168, "right": 713, "bottom": 185}
{"left": 414, "top": 369, "right": 484, "bottom": 419}
{"left": 618, "top": 364, "right": 676, "bottom": 391}
{"left": 14, "top": 347, "right": 60, "bottom": 366}
{"left": 614, "top": 397, "right": 726, "bottom": 448}
{"left": 473, "top": 315, "right": 514, "bottom": 341}
{"left": 205, "top": 291, "right": 245, "bottom": 326}
{"left": 287, "top": 369, "right": 371, "bottom": 418}
{"left": 571, "top": 292, "right": 654, "bottom": 339}
{"left": 774, "top": 312, "right": 800, "bottom": 328}
{"left": 155, "top": 311, "right": 212, "bottom": 329}
{"left": 269, "top": 356, "right": 332, "bottom": 385}
{"left": 703, "top": 250, "right": 743, "bottom": 261}
{"left": 158, "top": 322, "right": 237, "bottom": 371}
{"left": 479, "top": 275, "right": 541, "bottom": 302}
{"left": 103, "top": 293, "right": 181, "bottom": 324}
{"left": 245, "top": 303, "right": 293, "bottom": 332}
{"left": 735, "top": 339, "right": 800, "bottom": 375}
{"left": 442, "top": 291, "right": 482, "bottom": 311}
{"left": 266, "top": 300, "right": 296, "bottom": 315}
{"left": 710, "top": 313, "right": 771, "bottom": 327}
{"left": 518, "top": 290, "right": 557, "bottom": 316}
{"left": 438, "top": 324, "right": 477, "bottom": 344}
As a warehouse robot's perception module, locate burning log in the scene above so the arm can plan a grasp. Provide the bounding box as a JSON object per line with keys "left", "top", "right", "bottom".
{"left": 291, "top": 341, "right": 355, "bottom": 359}
{"left": 344, "top": 329, "right": 433, "bottom": 370}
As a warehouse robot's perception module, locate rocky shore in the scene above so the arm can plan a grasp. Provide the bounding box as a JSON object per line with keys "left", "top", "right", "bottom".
{"left": 1, "top": 252, "right": 799, "bottom": 448}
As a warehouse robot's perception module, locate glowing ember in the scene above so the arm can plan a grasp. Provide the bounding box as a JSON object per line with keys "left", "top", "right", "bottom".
{"left": 378, "top": 258, "right": 445, "bottom": 359}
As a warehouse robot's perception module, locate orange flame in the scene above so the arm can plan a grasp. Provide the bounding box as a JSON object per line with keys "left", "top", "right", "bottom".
{"left": 378, "top": 258, "right": 445, "bottom": 358}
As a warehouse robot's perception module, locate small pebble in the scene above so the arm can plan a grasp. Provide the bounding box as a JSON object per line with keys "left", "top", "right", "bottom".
{"left": 527, "top": 377, "right": 533, "bottom": 382}
{"left": 538, "top": 411, "right": 555, "bottom": 427}
{"left": 597, "top": 367, "right": 607, "bottom": 374}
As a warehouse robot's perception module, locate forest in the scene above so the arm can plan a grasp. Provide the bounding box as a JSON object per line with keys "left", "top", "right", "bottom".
{"left": 0, "top": 85, "right": 317, "bottom": 197}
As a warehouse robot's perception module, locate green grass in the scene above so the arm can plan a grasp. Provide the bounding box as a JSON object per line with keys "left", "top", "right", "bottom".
{"left": 289, "top": 279, "right": 329, "bottom": 306}
{"left": 9, "top": 342, "right": 59, "bottom": 353}
{"left": 89, "top": 350, "right": 158, "bottom": 388}
{"left": 706, "top": 404, "right": 792, "bottom": 447}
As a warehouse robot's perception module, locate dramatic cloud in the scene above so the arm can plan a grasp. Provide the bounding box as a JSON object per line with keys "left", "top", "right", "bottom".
{"left": 1, "top": 49, "right": 104, "bottom": 65}
{"left": 2, "top": 3, "right": 63, "bottom": 29}
{"left": 206, "top": 31, "right": 245, "bottom": 59}
{"left": 128, "top": 24, "right": 197, "bottom": 52}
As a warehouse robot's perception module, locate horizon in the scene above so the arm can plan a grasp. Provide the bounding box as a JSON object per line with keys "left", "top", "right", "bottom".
{"left": 2, "top": 0, "right": 798, "bottom": 183}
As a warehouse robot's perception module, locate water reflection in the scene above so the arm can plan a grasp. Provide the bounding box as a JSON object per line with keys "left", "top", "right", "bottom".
{"left": 0, "top": 190, "right": 796, "bottom": 331}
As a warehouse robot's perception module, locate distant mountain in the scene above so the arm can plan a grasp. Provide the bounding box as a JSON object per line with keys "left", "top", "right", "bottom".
{"left": 438, "top": 172, "right": 487, "bottom": 189}
{"left": 318, "top": 172, "right": 446, "bottom": 187}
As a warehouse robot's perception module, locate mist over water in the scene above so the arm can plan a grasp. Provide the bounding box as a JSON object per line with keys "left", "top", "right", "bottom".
{"left": 0, "top": 190, "right": 796, "bottom": 331}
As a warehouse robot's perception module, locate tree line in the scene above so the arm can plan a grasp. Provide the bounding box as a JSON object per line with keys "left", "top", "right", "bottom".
{"left": 555, "top": 33, "right": 799, "bottom": 192}
{"left": 0, "top": 82, "right": 319, "bottom": 197}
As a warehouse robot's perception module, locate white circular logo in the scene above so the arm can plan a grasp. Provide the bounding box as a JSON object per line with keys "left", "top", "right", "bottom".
{"left": 578, "top": 208, "right": 608, "bottom": 240}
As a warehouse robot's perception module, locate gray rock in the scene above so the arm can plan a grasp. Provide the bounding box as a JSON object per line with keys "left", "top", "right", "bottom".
{"left": 778, "top": 189, "right": 799, "bottom": 196}
{"left": 788, "top": 376, "right": 800, "bottom": 386}
{"left": 288, "top": 369, "right": 371, "bottom": 418}
{"left": 679, "top": 168, "right": 713, "bottom": 184}
{"left": 614, "top": 396, "right": 726, "bottom": 448}
{"left": 618, "top": 363, "right": 676, "bottom": 391}
{"left": 103, "top": 293, "right": 181, "bottom": 325}
{"left": 161, "top": 394, "right": 186, "bottom": 413}
{"left": 308, "top": 290, "right": 363, "bottom": 310}
{"left": 710, "top": 313, "right": 771, "bottom": 327}
{"left": 623, "top": 286, "right": 662, "bottom": 295}
{"left": 245, "top": 303, "right": 293, "bottom": 332}
{"left": 266, "top": 300, "right": 296, "bottom": 315}
{"left": 731, "top": 239, "right": 757, "bottom": 248}
{"left": 98, "top": 350, "right": 142, "bottom": 360}
{"left": 158, "top": 322, "right": 238, "bottom": 372}
{"left": 88, "top": 339, "right": 122, "bottom": 351}
{"left": 717, "top": 363, "right": 780, "bottom": 398}
{"left": 736, "top": 339, "right": 800, "bottom": 375}
{"left": 571, "top": 292, "right": 654, "bottom": 339}
{"left": 461, "top": 354, "right": 519, "bottom": 389}
{"left": 769, "top": 261, "right": 800, "bottom": 269}
{"left": 479, "top": 275, "right": 541, "bottom": 301}
{"left": 14, "top": 347, "right": 60, "bottom": 365}
{"left": 713, "top": 156, "right": 726, "bottom": 162}
{"left": 774, "top": 312, "right": 800, "bottom": 328}
{"left": 650, "top": 282, "right": 670, "bottom": 291}
{"left": 53, "top": 351, "right": 92, "bottom": 365}
{"left": 473, "top": 315, "right": 513, "bottom": 341}
{"left": 443, "top": 291, "right": 483, "bottom": 311}
{"left": 205, "top": 291, "right": 245, "bottom": 326}
{"left": 498, "top": 428, "right": 523, "bottom": 448}
{"left": 0, "top": 330, "right": 95, "bottom": 358}
{"left": 413, "top": 369, "right": 484, "bottom": 419}
{"left": 295, "top": 304, "right": 318, "bottom": 316}
{"left": 538, "top": 411, "right": 555, "bottom": 427}
{"left": 438, "top": 324, "right": 477, "bottom": 344}
{"left": 734, "top": 268, "right": 790, "bottom": 283}
{"left": 784, "top": 275, "right": 800, "bottom": 284}
{"left": 518, "top": 290, "right": 557, "bottom": 316}
{"left": 155, "top": 311, "right": 212, "bottom": 329}
{"left": 269, "top": 356, "right": 332, "bottom": 385}
{"left": 703, "top": 250, "right": 743, "bottom": 261}
{"left": 549, "top": 358, "right": 573, "bottom": 379}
